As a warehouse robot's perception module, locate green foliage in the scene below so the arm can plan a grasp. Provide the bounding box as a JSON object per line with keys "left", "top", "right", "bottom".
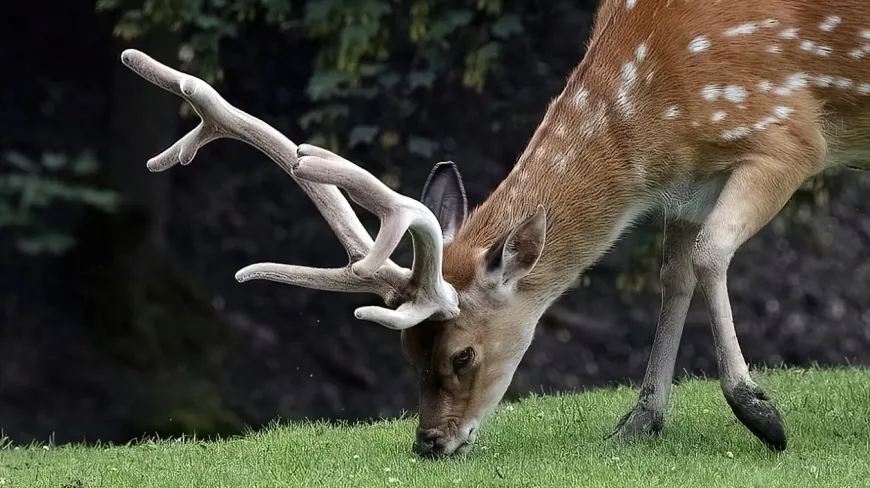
{"left": 96, "top": 0, "right": 526, "bottom": 171}
{"left": 3, "top": 367, "right": 870, "bottom": 487}
{"left": 0, "top": 150, "right": 120, "bottom": 256}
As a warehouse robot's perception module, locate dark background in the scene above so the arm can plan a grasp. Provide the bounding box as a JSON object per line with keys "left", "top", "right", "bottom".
{"left": 2, "top": 0, "right": 869, "bottom": 446}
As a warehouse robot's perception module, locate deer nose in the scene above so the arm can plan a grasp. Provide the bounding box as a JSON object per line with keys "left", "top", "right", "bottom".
{"left": 415, "top": 428, "right": 444, "bottom": 457}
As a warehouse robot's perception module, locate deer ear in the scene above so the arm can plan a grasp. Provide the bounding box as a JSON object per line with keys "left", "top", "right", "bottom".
{"left": 421, "top": 161, "right": 467, "bottom": 244}
{"left": 484, "top": 205, "right": 547, "bottom": 285}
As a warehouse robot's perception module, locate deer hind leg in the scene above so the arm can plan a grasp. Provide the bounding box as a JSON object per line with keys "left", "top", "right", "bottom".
{"left": 611, "top": 219, "right": 700, "bottom": 441}
{"left": 692, "top": 143, "right": 822, "bottom": 452}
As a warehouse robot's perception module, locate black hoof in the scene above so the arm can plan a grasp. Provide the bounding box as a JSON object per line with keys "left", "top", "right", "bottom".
{"left": 608, "top": 405, "right": 664, "bottom": 441}
{"left": 724, "top": 382, "right": 787, "bottom": 452}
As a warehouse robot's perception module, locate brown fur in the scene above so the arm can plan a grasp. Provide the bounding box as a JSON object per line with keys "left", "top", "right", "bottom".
{"left": 403, "top": 0, "right": 870, "bottom": 456}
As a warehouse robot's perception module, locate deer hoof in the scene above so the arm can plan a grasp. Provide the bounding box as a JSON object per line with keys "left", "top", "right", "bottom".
{"left": 724, "top": 382, "right": 788, "bottom": 452}
{"left": 609, "top": 405, "right": 664, "bottom": 441}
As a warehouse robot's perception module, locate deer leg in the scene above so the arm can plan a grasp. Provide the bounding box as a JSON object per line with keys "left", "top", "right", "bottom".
{"left": 692, "top": 152, "right": 818, "bottom": 452}
{"left": 611, "top": 219, "right": 700, "bottom": 441}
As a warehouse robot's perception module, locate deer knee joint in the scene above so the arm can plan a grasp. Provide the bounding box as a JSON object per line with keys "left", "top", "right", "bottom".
{"left": 691, "top": 235, "right": 732, "bottom": 282}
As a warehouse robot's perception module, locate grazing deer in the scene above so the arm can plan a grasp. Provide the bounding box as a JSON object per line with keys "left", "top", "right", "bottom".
{"left": 121, "top": 0, "right": 870, "bottom": 457}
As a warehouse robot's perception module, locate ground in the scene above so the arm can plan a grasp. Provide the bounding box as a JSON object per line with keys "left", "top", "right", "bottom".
{"left": 2, "top": 367, "right": 868, "bottom": 488}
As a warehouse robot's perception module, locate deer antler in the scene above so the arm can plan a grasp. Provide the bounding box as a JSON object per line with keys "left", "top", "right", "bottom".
{"left": 120, "top": 49, "right": 459, "bottom": 330}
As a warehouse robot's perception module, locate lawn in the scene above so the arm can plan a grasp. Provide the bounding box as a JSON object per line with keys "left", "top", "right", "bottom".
{"left": 2, "top": 367, "right": 869, "bottom": 488}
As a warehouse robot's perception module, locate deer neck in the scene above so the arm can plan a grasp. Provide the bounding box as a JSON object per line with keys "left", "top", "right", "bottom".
{"left": 454, "top": 94, "right": 653, "bottom": 302}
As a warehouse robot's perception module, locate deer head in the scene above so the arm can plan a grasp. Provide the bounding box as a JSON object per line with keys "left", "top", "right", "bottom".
{"left": 402, "top": 163, "right": 549, "bottom": 457}
{"left": 120, "top": 49, "right": 549, "bottom": 458}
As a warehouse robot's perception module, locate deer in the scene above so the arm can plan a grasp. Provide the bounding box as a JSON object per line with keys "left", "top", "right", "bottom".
{"left": 120, "top": 0, "right": 870, "bottom": 458}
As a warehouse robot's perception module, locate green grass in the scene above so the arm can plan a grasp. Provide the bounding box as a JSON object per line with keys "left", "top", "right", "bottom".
{"left": 2, "top": 367, "right": 869, "bottom": 488}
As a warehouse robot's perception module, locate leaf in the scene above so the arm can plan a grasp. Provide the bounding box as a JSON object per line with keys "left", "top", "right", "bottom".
{"left": 3, "top": 151, "right": 37, "bottom": 173}
{"left": 491, "top": 14, "right": 522, "bottom": 39}
{"left": 348, "top": 125, "right": 379, "bottom": 147}
{"left": 72, "top": 150, "right": 100, "bottom": 176}
{"left": 76, "top": 188, "right": 121, "bottom": 213}
{"left": 407, "top": 136, "right": 437, "bottom": 158}
{"left": 16, "top": 233, "right": 76, "bottom": 256}
{"left": 299, "top": 105, "right": 350, "bottom": 130}
{"left": 307, "top": 70, "right": 355, "bottom": 101}
{"left": 41, "top": 152, "right": 67, "bottom": 171}
{"left": 427, "top": 9, "right": 473, "bottom": 40}
{"left": 377, "top": 72, "right": 401, "bottom": 90}
{"left": 408, "top": 70, "right": 435, "bottom": 90}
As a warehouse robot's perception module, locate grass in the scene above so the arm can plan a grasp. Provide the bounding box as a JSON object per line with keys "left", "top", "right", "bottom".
{"left": 1, "top": 367, "right": 869, "bottom": 488}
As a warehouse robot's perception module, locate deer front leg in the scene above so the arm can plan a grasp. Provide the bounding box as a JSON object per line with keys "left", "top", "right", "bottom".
{"left": 691, "top": 151, "right": 818, "bottom": 452}
{"left": 611, "top": 219, "right": 700, "bottom": 441}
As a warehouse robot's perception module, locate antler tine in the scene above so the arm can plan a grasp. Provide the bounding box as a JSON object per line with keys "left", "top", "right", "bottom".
{"left": 293, "top": 145, "right": 461, "bottom": 326}
{"left": 119, "top": 49, "right": 408, "bottom": 301}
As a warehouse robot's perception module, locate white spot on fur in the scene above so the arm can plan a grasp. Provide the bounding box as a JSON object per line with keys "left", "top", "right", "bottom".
{"left": 788, "top": 73, "right": 809, "bottom": 88}
{"left": 758, "top": 80, "right": 773, "bottom": 92}
{"left": 766, "top": 44, "right": 781, "bottom": 53}
{"left": 849, "top": 48, "right": 865, "bottom": 59}
{"left": 617, "top": 62, "right": 638, "bottom": 115}
{"left": 819, "top": 16, "right": 841, "bottom": 32}
{"left": 689, "top": 36, "right": 710, "bottom": 53}
{"left": 800, "top": 39, "right": 815, "bottom": 51}
{"left": 626, "top": 0, "right": 637, "bottom": 9}
{"left": 774, "top": 73, "right": 809, "bottom": 95}
{"left": 862, "top": 29, "right": 870, "bottom": 39}
{"left": 725, "top": 23, "right": 757, "bottom": 36}
{"left": 721, "top": 126, "right": 751, "bottom": 140}
{"left": 711, "top": 111, "right": 727, "bottom": 122}
{"left": 691, "top": 121, "right": 700, "bottom": 127}
{"left": 636, "top": 43, "right": 648, "bottom": 61}
{"left": 835, "top": 77, "right": 853, "bottom": 89}
{"left": 738, "top": 104, "right": 747, "bottom": 110}
{"left": 815, "top": 44, "right": 832, "bottom": 56}
{"left": 774, "top": 106, "right": 792, "bottom": 119}
{"left": 814, "top": 75, "right": 833, "bottom": 87}
{"left": 702, "top": 84, "right": 722, "bottom": 101}
{"left": 723, "top": 85, "right": 748, "bottom": 103}
{"left": 574, "top": 88, "right": 589, "bottom": 108}
{"left": 762, "top": 19, "right": 780, "bottom": 28}
{"left": 780, "top": 28, "right": 799, "bottom": 39}
{"left": 857, "top": 83, "right": 870, "bottom": 95}
{"left": 663, "top": 106, "right": 679, "bottom": 119}
{"left": 754, "top": 116, "right": 777, "bottom": 130}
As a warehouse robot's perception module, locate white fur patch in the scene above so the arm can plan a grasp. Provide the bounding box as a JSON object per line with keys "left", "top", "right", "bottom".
{"left": 711, "top": 111, "right": 727, "bottom": 122}
{"left": 617, "top": 62, "right": 638, "bottom": 115}
{"left": 663, "top": 106, "right": 679, "bottom": 119}
{"left": 723, "top": 85, "right": 748, "bottom": 103}
{"left": 725, "top": 23, "right": 758, "bottom": 36}
{"left": 779, "top": 27, "right": 799, "bottom": 39}
{"left": 835, "top": 77, "right": 853, "bottom": 89}
{"left": 702, "top": 84, "right": 722, "bottom": 101}
{"left": 636, "top": 43, "right": 648, "bottom": 61}
{"left": 766, "top": 44, "right": 781, "bottom": 53}
{"left": 574, "top": 88, "right": 589, "bottom": 108}
{"left": 689, "top": 36, "right": 710, "bottom": 53}
{"left": 626, "top": 0, "right": 637, "bottom": 9}
{"left": 721, "top": 126, "right": 751, "bottom": 140}
{"left": 819, "top": 16, "right": 841, "bottom": 32}
{"left": 774, "top": 105, "right": 792, "bottom": 119}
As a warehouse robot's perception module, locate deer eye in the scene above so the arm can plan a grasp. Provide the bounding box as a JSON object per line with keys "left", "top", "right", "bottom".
{"left": 452, "top": 347, "right": 475, "bottom": 371}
